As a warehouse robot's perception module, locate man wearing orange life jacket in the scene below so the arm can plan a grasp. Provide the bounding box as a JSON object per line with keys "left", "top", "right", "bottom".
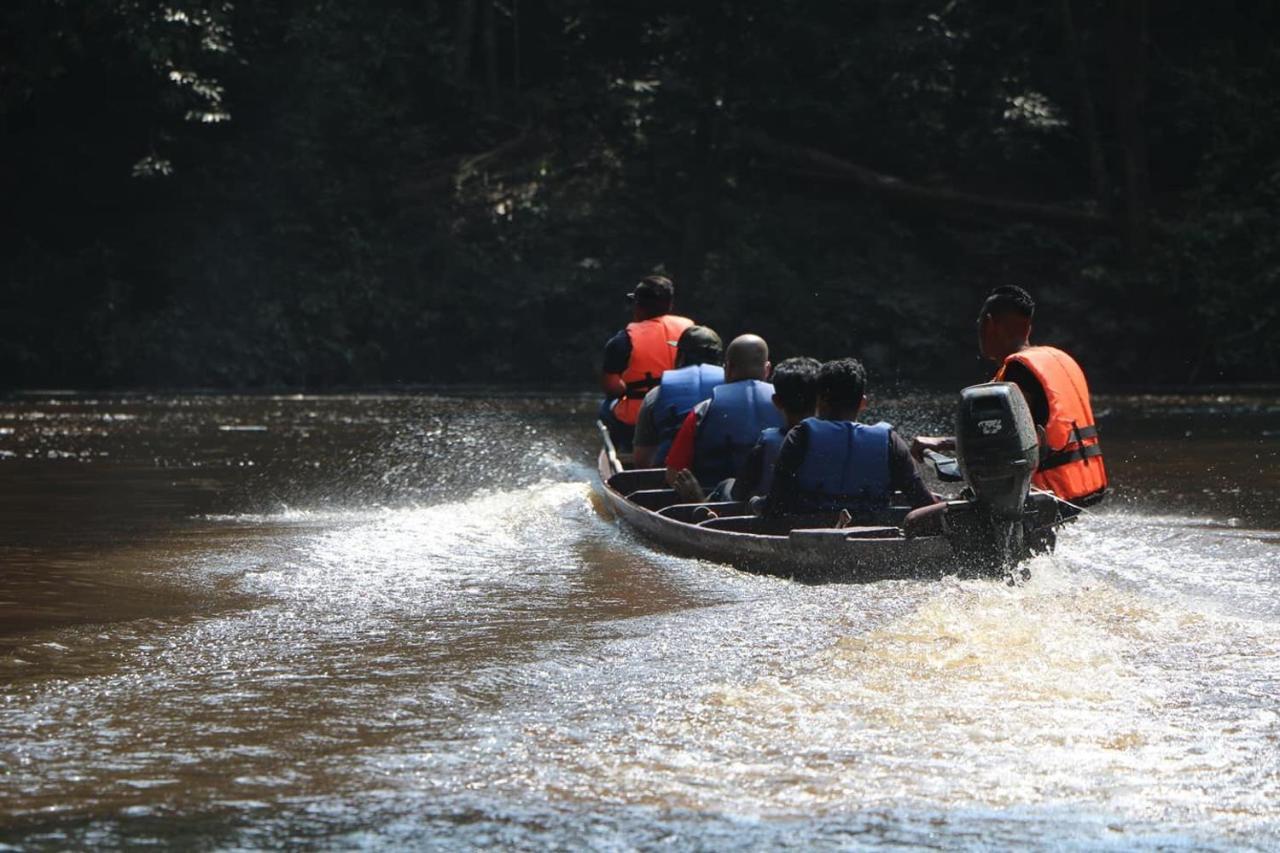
{"left": 912, "top": 285, "right": 1107, "bottom": 507}
{"left": 599, "top": 275, "right": 694, "bottom": 449}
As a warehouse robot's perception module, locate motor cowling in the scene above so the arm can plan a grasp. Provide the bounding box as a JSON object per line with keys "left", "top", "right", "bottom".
{"left": 956, "top": 382, "right": 1037, "bottom": 520}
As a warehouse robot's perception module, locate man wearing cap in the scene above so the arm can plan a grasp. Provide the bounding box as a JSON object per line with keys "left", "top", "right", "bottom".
{"left": 631, "top": 325, "right": 725, "bottom": 468}
{"left": 599, "top": 275, "right": 694, "bottom": 449}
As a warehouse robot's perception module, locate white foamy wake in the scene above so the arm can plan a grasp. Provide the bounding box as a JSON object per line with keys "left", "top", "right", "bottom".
{"left": 404, "top": 512, "right": 1280, "bottom": 845}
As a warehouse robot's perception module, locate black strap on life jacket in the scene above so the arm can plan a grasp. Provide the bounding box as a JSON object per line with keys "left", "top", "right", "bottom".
{"left": 1040, "top": 443, "right": 1103, "bottom": 471}
{"left": 1039, "top": 422, "right": 1102, "bottom": 471}
{"left": 624, "top": 373, "right": 659, "bottom": 395}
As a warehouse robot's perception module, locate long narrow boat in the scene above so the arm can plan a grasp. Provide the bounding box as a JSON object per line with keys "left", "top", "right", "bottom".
{"left": 595, "top": 424, "right": 962, "bottom": 581}
{"left": 593, "top": 382, "right": 1064, "bottom": 582}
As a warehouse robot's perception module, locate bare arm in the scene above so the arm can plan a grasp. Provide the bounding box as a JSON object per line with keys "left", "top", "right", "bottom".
{"left": 909, "top": 435, "right": 955, "bottom": 462}
{"left": 600, "top": 372, "right": 626, "bottom": 398}
{"left": 889, "top": 431, "right": 941, "bottom": 509}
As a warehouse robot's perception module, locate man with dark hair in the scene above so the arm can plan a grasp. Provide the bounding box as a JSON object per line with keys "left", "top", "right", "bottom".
{"left": 911, "top": 285, "right": 1107, "bottom": 505}
{"left": 599, "top": 275, "right": 693, "bottom": 449}
{"left": 729, "top": 356, "right": 820, "bottom": 500}
{"left": 759, "top": 358, "right": 936, "bottom": 518}
{"left": 632, "top": 326, "right": 725, "bottom": 468}
{"left": 664, "top": 334, "right": 784, "bottom": 499}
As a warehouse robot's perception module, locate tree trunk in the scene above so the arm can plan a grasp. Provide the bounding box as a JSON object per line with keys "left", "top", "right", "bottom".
{"left": 678, "top": 5, "right": 723, "bottom": 297}
{"left": 1110, "top": 0, "right": 1151, "bottom": 255}
{"left": 454, "top": 0, "right": 477, "bottom": 83}
{"left": 511, "top": 0, "right": 521, "bottom": 92}
{"left": 483, "top": 0, "right": 499, "bottom": 100}
{"left": 1060, "top": 0, "right": 1110, "bottom": 206}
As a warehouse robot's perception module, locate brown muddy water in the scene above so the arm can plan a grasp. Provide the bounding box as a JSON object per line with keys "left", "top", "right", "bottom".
{"left": 0, "top": 390, "right": 1277, "bottom": 849}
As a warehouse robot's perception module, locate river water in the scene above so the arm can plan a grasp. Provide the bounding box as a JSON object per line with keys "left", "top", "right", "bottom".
{"left": 1, "top": 391, "right": 1277, "bottom": 849}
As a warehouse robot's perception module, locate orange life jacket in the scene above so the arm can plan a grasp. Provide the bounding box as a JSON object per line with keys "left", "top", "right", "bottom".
{"left": 994, "top": 346, "right": 1107, "bottom": 502}
{"left": 612, "top": 314, "right": 694, "bottom": 425}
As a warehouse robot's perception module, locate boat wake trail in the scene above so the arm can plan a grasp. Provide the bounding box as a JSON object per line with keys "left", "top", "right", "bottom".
{"left": 363, "top": 502, "right": 1280, "bottom": 848}
{"left": 203, "top": 449, "right": 754, "bottom": 618}
{"left": 1055, "top": 507, "right": 1280, "bottom": 622}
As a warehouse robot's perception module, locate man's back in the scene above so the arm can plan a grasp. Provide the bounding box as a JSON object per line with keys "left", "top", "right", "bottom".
{"left": 648, "top": 363, "right": 724, "bottom": 464}
{"left": 764, "top": 417, "right": 935, "bottom": 518}
{"left": 692, "top": 379, "right": 783, "bottom": 485}
{"left": 608, "top": 314, "right": 693, "bottom": 426}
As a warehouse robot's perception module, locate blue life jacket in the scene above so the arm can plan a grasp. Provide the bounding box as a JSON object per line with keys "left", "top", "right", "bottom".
{"left": 794, "top": 418, "right": 894, "bottom": 513}
{"left": 752, "top": 426, "right": 787, "bottom": 498}
{"left": 652, "top": 364, "right": 725, "bottom": 465}
{"left": 693, "top": 379, "right": 784, "bottom": 485}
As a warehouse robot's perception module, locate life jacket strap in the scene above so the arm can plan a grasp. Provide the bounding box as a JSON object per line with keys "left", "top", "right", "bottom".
{"left": 1040, "top": 442, "right": 1103, "bottom": 471}
{"left": 624, "top": 375, "right": 658, "bottom": 394}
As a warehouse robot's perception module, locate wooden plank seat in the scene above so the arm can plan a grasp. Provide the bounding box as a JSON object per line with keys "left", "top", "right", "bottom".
{"left": 789, "top": 526, "right": 902, "bottom": 541}
{"left": 624, "top": 488, "right": 682, "bottom": 511}
{"left": 695, "top": 514, "right": 905, "bottom": 538}
{"left": 695, "top": 515, "right": 777, "bottom": 534}
{"left": 657, "top": 502, "right": 749, "bottom": 523}
{"left": 702, "top": 512, "right": 848, "bottom": 534}
{"left": 609, "top": 468, "right": 668, "bottom": 494}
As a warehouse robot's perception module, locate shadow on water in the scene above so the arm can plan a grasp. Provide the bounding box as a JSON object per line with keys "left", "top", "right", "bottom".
{"left": 0, "top": 389, "right": 1277, "bottom": 848}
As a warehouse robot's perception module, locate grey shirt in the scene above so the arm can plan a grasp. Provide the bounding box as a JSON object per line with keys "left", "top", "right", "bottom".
{"left": 631, "top": 386, "right": 664, "bottom": 448}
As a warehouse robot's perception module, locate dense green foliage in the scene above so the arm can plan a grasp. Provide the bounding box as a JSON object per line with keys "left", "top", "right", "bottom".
{"left": 2, "top": 0, "right": 1276, "bottom": 389}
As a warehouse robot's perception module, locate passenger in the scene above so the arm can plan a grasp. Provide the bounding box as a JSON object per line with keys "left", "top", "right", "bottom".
{"left": 911, "top": 285, "right": 1107, "bottom": 507}
{"left": 729, "top": 356, "right": 821, "bottom": 501}
{"left": 664, "top": 334, "right": 785, "bottom": 502}
{"left": 632, "top": 326, "right": 725, "bottom": 469}
{"left": 599, "top": 275, "right": 694, "bottom": 450}
{"left": 759, "top": 358, "right": 937, "bottom": 519}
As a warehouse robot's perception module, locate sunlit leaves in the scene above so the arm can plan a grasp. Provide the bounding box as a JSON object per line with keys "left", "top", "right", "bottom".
{"left": 131, "top": 153, "right": 174, "bottom": 177}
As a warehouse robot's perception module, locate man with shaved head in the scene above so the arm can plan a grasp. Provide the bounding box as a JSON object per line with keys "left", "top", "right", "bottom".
{"left": 664, "top": 334, "right": 785, "bottom": 500}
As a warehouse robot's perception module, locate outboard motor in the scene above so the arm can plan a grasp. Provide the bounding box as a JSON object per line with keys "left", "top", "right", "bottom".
{"left": 947, "top": 382, "right": 1039, "bottom": 577}
{"left": 956, "top": 382, "right": 1038, "bottom": 518}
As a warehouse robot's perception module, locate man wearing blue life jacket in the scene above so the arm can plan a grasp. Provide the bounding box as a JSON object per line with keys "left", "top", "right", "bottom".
{"left": 759, "top": 358, "right": 937, "bottom": 519}
{"left": 631, "top": 326, "right": 725, "bottom": 469}
{"left": 665, "top": 334, "right": 785, "bottom": 500}
{"left": 729, "top": 356, "right": 820, "bottom": 501}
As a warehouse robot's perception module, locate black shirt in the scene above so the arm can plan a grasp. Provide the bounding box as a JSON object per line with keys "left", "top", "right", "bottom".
{"left": 761, "top": 421, "right": 936, "bottom": 518}
{"left": 729, "top": 440, "right": 770, "bottom": 501}
{"left": 602, "top": 329, "right": 632, "bottom": 375}
{"left": 1001, "top": 361, "right": 1050, "bottom": 428}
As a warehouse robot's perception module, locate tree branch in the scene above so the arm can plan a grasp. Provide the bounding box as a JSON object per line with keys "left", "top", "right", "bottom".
{"left": 395, "top": 131, "right": 548, "bottom": 200}
{"left": 739, "top": 130, "right": 1116, "bottom": 234}
{"left": 1060, "top": 0, "right": 1110, "bottom": 205}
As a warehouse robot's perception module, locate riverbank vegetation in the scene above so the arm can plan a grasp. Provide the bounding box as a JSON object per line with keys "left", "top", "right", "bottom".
{"left": 3, "top": 1, "right": 1276, "bottom": 389}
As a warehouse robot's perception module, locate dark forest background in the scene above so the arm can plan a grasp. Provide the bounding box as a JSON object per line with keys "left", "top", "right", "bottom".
{"left": 2, "top": 0, "right": 1277, "bottom": 390}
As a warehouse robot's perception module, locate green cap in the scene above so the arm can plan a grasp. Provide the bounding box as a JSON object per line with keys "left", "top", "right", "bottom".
{"left": 678, "top": 325, "right": 723, "bottom": 362}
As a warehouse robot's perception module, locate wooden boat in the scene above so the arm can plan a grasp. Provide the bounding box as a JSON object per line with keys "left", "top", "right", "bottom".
{"left": 596, "top": 423, "right": 972, "bottom": 582}
{"left": 593, "top": 382, "right": 1066, "bottom": 582}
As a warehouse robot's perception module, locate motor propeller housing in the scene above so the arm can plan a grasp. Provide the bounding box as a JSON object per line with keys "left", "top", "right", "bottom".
{"left": 955, "top": 382, "right": 1038, "bottom": 521}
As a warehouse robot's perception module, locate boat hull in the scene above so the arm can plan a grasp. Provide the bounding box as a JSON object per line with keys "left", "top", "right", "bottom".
{"left": 594, "top": 448, "right": 960, "bottom": 583}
